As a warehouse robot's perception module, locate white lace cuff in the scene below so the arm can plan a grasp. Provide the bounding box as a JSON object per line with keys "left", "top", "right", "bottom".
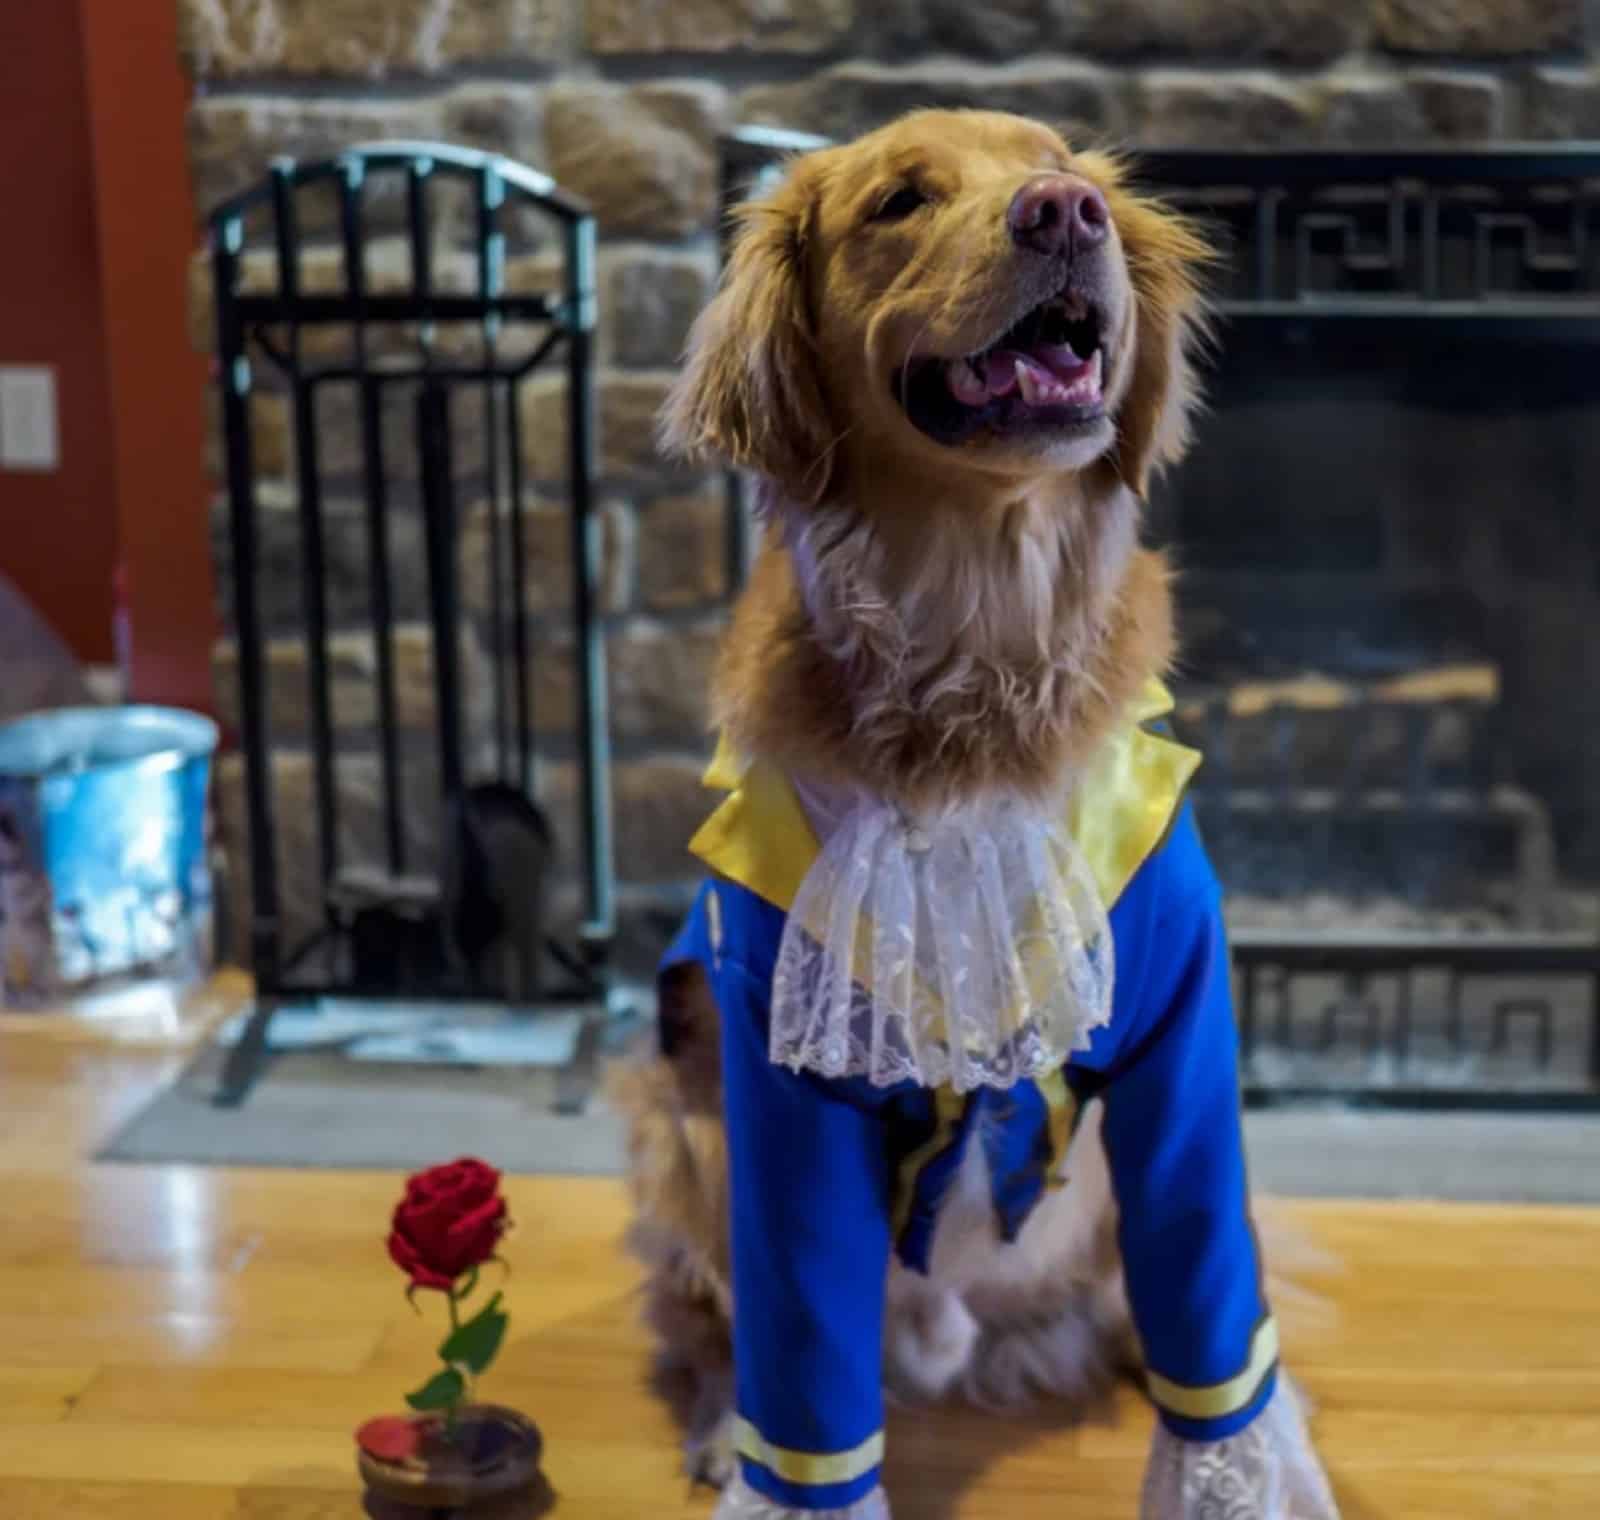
{"left": 714, "top": 1470, "right": 891, "bottom": 1519}
{"left": 1140, "top": 1381, "right": 1339, "bottom": 1519}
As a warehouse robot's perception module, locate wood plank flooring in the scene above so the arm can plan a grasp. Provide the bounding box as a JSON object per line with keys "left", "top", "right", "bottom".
{"left": 3, "top": 977, "right": 1597, "bottom": 1518}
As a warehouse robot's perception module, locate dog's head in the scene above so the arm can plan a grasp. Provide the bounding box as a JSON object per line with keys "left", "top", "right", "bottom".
{"left": 662, "top": 110, "right": 1211, "bottom": 508}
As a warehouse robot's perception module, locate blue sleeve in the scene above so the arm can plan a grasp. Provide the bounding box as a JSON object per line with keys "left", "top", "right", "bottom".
{"left": 665, "top": 882, "right": 891, "bottom": 1510}
{"left": 1099, "top": 811, "right": 1278, "bottom": 1442}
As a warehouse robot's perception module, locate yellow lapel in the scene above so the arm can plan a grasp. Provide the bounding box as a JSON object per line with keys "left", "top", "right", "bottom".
{"left": 687, "top": 678, "right": 1201, "bottom": 915}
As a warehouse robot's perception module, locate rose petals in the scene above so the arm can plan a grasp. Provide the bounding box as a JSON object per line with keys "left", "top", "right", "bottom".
{"left": 388, "top": 1159, "right": 510, "bottom": 1291}
{"left": 387, "top": 1229, "right": 456, "bottom": 1292}
{"left": 357, "top": 1416, "right": 423, "bottom": 1463}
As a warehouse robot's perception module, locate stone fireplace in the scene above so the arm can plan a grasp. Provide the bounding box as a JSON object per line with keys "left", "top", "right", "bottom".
{"left": 183, "top": 1, "right": 1600, "bottom": 992}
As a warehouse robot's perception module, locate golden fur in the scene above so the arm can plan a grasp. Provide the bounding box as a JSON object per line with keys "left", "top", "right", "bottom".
{"left": 660, "top": 112, "right": 1210, "bottom": 808}
{"left": 615, "top": 110, "right": 1218, "bottom": 1489}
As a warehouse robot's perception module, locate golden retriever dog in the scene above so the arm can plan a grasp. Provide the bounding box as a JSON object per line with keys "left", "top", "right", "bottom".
{"left": 609, "top": 110, "right": 1336, "bottom": 1520}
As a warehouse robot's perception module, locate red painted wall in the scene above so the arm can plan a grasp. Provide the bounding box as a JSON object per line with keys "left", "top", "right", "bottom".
{"left": 81, "top": 2, "right": 215, "bottom": 712}
{"left": 0, "top": 2, "right": 214, "bottom": 711}
{"left": 0, "top": 2, "right": 119, "bottom": 665}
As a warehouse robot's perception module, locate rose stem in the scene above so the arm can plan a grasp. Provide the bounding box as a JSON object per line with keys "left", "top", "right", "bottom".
{"left": 443, "top": 1286, "right": 464, "bottom": 1440}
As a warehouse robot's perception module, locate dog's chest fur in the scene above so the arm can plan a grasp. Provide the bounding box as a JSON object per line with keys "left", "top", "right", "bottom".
{"left": 715, "top": 491, "right": 1174, "bottom": 813}
{"left": 884, "top": 1106, "right": 1128, "bottom": 1406}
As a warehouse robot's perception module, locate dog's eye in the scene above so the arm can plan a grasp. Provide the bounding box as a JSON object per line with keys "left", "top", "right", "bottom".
{"left": 871, "top": 185, "right": 928, "bottom": 223}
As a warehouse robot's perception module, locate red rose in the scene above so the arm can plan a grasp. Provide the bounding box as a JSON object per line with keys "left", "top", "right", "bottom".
{"left": 356, "top": 1415, "right": 422, "bottom": 1462}
{"left": 387, "top": 1158, "right": 509, "bottom": 1293}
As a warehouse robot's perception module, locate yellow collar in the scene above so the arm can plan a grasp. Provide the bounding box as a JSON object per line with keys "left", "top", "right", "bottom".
{"left": 688, "top": 678, "right": 1201, "bottom": 914}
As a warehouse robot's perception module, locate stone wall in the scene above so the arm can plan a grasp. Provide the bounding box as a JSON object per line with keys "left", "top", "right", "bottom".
{"left": 182, "top": 0, "right": 1600, "bottom": 970}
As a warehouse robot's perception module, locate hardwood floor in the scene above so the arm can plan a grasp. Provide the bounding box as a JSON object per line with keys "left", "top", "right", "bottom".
{"left": 3, "top": 977, "right": 1598, "bottom": 1518}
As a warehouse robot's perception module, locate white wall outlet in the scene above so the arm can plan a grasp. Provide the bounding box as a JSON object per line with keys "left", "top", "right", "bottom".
{"left": 0, "top": 366, "right": 61, "bottom": 472}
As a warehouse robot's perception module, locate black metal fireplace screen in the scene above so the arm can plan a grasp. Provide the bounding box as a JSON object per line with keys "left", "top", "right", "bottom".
{"left": 211, "top": 143, "right": 612, "bottom": 1033}
{"left": 720, "top": 128, "right": 1600, "bottom": 1109}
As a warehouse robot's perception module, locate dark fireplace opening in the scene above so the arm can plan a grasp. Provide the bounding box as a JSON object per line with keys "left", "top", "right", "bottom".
{"left": 1128, "top": 148, "right": 1600, "bottom": 1105}
{"left": 1152, "top": 327, "right": 1600, "bottom": 1106}
{"left": 1157, "top": 326, "right": 1600, "bottom": 923}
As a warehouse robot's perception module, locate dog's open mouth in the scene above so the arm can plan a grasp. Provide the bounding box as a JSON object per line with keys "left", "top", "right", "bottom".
{"left": 897, "top": 292, "right": 1108, "bottom": 445}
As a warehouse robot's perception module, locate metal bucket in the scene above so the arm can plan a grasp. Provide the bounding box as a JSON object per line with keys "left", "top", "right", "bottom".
{"left": 0, "top": 706, "right": 218, "bottom": 1007}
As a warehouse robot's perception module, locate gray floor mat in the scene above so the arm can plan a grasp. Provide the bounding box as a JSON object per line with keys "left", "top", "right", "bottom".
{"left": 100, "top": 1014, "right": 1600, "bottom": 1198}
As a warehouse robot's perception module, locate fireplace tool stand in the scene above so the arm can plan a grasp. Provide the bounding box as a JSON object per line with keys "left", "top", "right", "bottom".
{"left": 210, "top": 143, "right": 618, "bottom": 1105}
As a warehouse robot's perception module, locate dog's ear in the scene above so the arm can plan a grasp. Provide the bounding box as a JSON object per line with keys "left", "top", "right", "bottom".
{"left": 1085, "top": 157, "right": 1214, "bottom": 499}
{"left": 658, "top": 160, "right": 835, "bottom": 504}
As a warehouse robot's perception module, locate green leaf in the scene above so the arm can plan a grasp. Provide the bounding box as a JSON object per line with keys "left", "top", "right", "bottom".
{"left": 438, "top": 1293, "right": 509, "bottom": 1375}
{"left": 404, "top": 1368, "right": 467, "bottom": 1412}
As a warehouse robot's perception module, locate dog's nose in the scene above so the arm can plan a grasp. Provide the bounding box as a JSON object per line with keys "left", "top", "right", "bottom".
{"left": 1007, "top": 175, "right": 1110, "bottom": 256}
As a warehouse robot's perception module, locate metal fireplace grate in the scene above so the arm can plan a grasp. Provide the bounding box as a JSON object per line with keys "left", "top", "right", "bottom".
{"left": 717, "top": 128, "right": 1600, "bottom": 1109}
{"left": 1137, "top": 145, "right": 1600, "bottom": 333}
{"left": 211, "top": 142, "right": 614, "bottom": 1099}
{"left": 1179, "top": 674, "right": 1600, "bottom": 1105}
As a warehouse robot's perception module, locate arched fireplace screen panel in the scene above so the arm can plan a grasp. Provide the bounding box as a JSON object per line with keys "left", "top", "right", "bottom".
{"left": 211, "top": 142, "right": 612, "bottom": 1006}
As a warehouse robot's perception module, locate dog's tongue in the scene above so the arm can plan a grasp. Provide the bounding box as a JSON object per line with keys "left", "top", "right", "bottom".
{"left": 988, "top": 344, "right": 1088, "bottom": 390}
{"left": 947, "top": 344, "right": 1102, "bottom": 410}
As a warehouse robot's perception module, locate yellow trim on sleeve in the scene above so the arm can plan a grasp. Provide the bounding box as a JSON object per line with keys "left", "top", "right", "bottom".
{"left": 732, "top": 1417, "right": 885, "bottom": 1486}
{"left": 1145, "top": 1317, "right": 1280, "bottom": 1422}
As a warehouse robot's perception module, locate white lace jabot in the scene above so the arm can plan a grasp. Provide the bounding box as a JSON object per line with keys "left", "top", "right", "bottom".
{"left": 773, "top": 780, "right": 1114, "bottom": 1094}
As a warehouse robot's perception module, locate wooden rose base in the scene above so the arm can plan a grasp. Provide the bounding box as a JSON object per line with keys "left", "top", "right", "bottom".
{"left": 362, "top": 1482, "right": 554, "bottom": 1520}
{"left": 357, "top": 1405, "right": 549, "bottom": 1517}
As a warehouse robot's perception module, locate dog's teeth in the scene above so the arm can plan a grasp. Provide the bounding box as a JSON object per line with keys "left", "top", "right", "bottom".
{"left": 1063, "top": 351, "right": 1104, "bottom": 405}
{"left": 1015, "top": 357, "right": 1042, "bottom": 405}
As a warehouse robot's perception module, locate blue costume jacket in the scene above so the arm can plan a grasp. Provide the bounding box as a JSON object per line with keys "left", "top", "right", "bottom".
{"left": 663, "top": 684, "right": 1276, "bottom": 1512}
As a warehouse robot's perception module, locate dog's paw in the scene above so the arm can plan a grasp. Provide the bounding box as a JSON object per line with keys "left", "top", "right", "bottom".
{"left": 964, "top": 1291, "right": 1122, "bottom": 1415}
{"left": 713, "top": 1471, "right": 892, "bottom": 1519}
{"left": 885, "top": 1284, "right": 980, "bottom": 1401}
{"left": 686, "top": 1405, "right": 738, "bottom": 1490}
